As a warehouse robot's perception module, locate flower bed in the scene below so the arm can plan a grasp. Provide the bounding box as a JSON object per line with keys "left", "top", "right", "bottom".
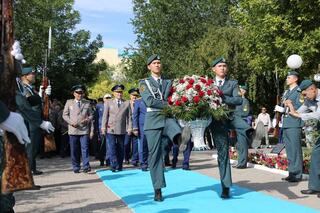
{"left": 229, "top": 149, "right": 311, "bottom": 174}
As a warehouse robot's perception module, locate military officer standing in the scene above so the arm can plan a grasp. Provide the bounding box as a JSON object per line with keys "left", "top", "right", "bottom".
{"left": 233, "top": 84, "right": 252, "bottom": 169}
{"left": 101, "top": 85, "right": 132, "bottom": 172}
{"left": 210, "top": 57, "right": 243, "bottom": 199}
{"left": 285, "top": 80, "right": 320, "bottom": 198}
{"left": 16, "top": 67, "right": 55, "bottom": 176}
{"left": 63, "top": 85, "right": 93, "bottom": 173}
{"left": 139, "top": 54, "right": 186, "bottom": 202}
{"left": 0, "top": 101, "right": 31, "bottom": 213}
{"left": 274, "top": 70, "right": 303, "bottom": 182}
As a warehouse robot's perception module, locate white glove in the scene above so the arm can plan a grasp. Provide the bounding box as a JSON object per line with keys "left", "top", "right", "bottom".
{"left": 45, "top": 85, "right": 52, "bottom": 96}
{"left": 0, "top": 112, "right": 31, "bottom": 145}
{"left": 39, "top": 85, "right": 44, "bottom": 98}
{"left": 40, "top": 121, "right": 55, "bottom": 133}
{"left": 274, "top": 105, "right": 285, "bottom": 113}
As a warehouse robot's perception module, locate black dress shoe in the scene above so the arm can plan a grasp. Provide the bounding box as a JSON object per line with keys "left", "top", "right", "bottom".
{"left": 281, "top": 176, "right": 291, "bottom": 181}
{"left": 301, "top": 189, "right": 320, "bottom": 195}
{"left": 83, "top": 168, "right": 91, "bottom": 173}
{"left": 286, "top": 176, "right": 302, "bottom": 182}
{"left": 111, "top": 168, "right": 116, "bottom": 172}
{"left": 100, "top": 160, "right": 105, "bottom": 166}
{"left": 154, "top": 189, "right": 164, "bottom": 202}
{"left": 74, "top": 170, "right": 80, "bottom": 173}
{"left": 232, "top": 165, "right": 247, "bottom": 169}
{"left": 220, "top": 187, "right": 230, "bottom": 199}
{"left": 182, "top": 166, "right": 190, "bottom": 170}
{"left": 32, "top": 170, "right": 43, "bottom": 175}
{"left": 141, "top": 167, "right": 148, "bottom": 172}
{"left": 171, "top": 162, "right": 177, "bottom": 169}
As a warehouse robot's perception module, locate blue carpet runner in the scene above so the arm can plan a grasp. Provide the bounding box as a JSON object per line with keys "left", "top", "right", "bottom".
{"left": 96, "top": 169, "right": 319, "bottom": 213}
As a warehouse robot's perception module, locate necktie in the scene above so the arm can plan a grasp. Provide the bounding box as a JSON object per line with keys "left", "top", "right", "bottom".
{"left": 117, "top": 100, "right": 121, "bottom": 108}
{"left": 157, "top": 79, "right": 162, "bottom": 91}
{"left": 218, "top": 80, "right": 222, "bottom": 87}
{"left": 77, "top": 101, "right": 81, "bottom": 108}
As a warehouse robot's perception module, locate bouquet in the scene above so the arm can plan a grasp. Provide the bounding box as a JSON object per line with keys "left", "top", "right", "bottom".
{"left": 163, "top": 75, "right": 229, "bottom": 121}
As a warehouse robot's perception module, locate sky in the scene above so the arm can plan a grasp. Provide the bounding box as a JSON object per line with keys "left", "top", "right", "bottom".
{"left": 73, "top": 0, "right": 136, "bottom": 53}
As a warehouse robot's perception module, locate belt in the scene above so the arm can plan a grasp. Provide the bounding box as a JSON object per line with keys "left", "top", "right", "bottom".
{"left": 146, "top": 107, "right": 161, "bottom": 112}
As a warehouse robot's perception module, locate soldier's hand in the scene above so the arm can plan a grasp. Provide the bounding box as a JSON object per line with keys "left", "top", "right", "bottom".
{"left": 274, "top": 105, "right": 285, "bottom": 113}
{"left": 127, "top": 131, "right": 132, "bottom": 136}
{"left": 45, "top": 85, "right": 52, "bottom": 96}
{"left": 0, "top": 112, "right": 31, "bottom": 145}
{"left": 40, "top": 121, "right": 55, "bottom": 133}
{"left": 284, "top": 100, "right": 293, "bottom": 107}
{"left": 38, "top": 85, "right": 44, "bottom": 98}
{"left": 133, "top": 130, "right": 139, "bottom": 136}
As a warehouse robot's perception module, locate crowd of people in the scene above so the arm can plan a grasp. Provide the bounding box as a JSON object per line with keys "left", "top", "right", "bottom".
{"left": 1, "top": 54, "right": 320, "bottom": 213}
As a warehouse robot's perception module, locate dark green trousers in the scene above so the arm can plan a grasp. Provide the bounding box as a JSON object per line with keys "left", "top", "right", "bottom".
{"left": 211, "top": 120, "right": 232, "bottom": 188}
{"left": 145, "top": 118, "right": 181, "bottom": 189}
{"left": 309, "top": 138, "right": 320, "bottom": 191}
{"left": 0, "top": 136, "right": 15, "bottom": 213}
{"left": 235, "top": 129, "right": 248, "bottom": 167}
{"left": 26, "top": 128, "right": 41, "bottom": 172}
{"left": 283, "top": 128, "right": 303, "bottom": 178}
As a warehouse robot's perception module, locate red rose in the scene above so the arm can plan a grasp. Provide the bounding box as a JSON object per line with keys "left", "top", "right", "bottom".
{"left": 168, "top": 96, "right": 173, "bottom": 105}
{"left": 206, "top": 79, "right": 214, "bottom": 86}
{"left": 186, "top": 84, "right": 193, "bottom": 90}
{"left": 198, "top": 90, "right": 205, "bottom": 97}
{"left": 188, "top": 79, "right": 195, "bottom": 85}
{"left": 194, "top": 84, "right": 201, "bottom": 91}
{"left": 216, "top": 89, "right": 223, "bottom": 96}
{"left": 193, "top": 96, "right": 200, "bottom": 103}
{"left": 169, "top": 87, "right": 176, "bottom": 95}
{"left": 181, "top": 96, "right": 188, "bottom": 103}
{"left": 207, "top": 90, "right": 213, "bottom": 96}
{"left": 179, "top": 79, "right": 185, "bottom": 84}
{"left": 200, "top": 78, "right": 207, "bottom": 84}
{"left": 175, "top": 100, "right": 182, "bottom": 106}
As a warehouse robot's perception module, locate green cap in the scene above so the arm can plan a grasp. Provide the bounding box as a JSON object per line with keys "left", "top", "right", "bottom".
{"left": 147, "top": 54, "right": 160, "bottom": 65}
{"left": 287, "top": 69, "right": 299, "bottom": 77}
{"left": 239, "top": 85, "right": 248, "bottom": 91}
{"left": 211, "top": 56, "right": 226, "bottom": 67}
{"left": 21, "top": 67, "right": 34, "bottom": 75}
{"left": 299, "top": 80, "right": 313, "bottom": 91}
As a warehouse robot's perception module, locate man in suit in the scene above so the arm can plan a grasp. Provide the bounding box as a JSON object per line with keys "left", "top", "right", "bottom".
{"left": 274, "top": 70, "right": 303, "bottom": 182}
{"left": 233, "top": 85, "right": 253, "bottom": 169}
{"left": 210, "top": 57, "right": 243, "bottom": 199}
{"left": 124, "top": 88, "right": 140, "bottom": 166}
{"left": 16, "top": 67, "right": 55, "bottom": 176}
{"left": 139, "top": 54, "right": 187, "bottom": 202}
{"left": 133, "top": 97, "right": 148, "bottom": 171}
{"left": 62, "top": 85, "right": 93, "bottom": 173}
{"left": 0, "top": 101, "right": 31, "bottom": 213}
{"left": 285, "top": 80, "right": 320, "bottom": 198}
{"left": 101, "top": 84, "right": 132, "bottom": 172}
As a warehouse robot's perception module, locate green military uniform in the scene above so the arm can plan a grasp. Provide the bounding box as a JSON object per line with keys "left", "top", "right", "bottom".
{"left": 233, "top": 94, "right": 252, "bottom": 167}
{"left": 139, "top": 76, "right": 181, "bottom": 190}
{"left": 0, "top": 101, "right": 15, "bottom": 213}
{"left": 282, "top": 85, "right": 303, "bottom": 179}
{"left": 15, "top": 79, "right": 43, "bottom": 173}
{"left": 210, "top": 76, "right": 243, "bottom": 189}
{"left": 297, "top": 80, "right": 320, "bottom": 193}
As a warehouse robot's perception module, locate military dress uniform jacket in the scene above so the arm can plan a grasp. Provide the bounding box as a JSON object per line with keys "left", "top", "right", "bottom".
{"left": 101, "top": 99, "right": 132, "bottom": 135}
{"left": 139, "top": 77, "right": 171, "bottom": 131}
{"left": 63, "top": 99, "right": 93, "bottom": 135}
{"left": 282, "top": 86, "right": 304, "bottom": 128}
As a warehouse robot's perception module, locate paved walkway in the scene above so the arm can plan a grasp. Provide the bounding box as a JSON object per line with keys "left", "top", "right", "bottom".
{"left": 14, "top": 150, "right": 320, "bottom": 213}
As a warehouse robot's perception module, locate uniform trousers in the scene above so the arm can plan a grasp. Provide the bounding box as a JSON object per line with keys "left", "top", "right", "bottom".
{"left": 144, "top": 118, "right": 181, "bottom": 189}
{"left": 107, "top": 134, "right": 125, "bottom": 170}
{"left": 138, "top": 130, "right": 148, "bottom": 169}
{"left": 69, "top": 134, "right": 90, "bottom": 172}
{"left": 308, "top": 138, "right": 320, "bottom": 191}
{"left": 283, "top": 127, "right": 303, "bottom": 179}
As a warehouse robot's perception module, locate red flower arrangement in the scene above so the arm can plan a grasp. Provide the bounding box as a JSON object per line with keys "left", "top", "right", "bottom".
{"left": 163, "top": 75, "right": 229, "bottom": 121}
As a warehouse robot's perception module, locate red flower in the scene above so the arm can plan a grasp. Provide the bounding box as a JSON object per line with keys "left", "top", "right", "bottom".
{"left": 168, "top": 96, "right": 173, "bottom": 105}
{"left": 207, "top": 90, "right": 213, "bottom": 96}
{"left": 179, "top": 79, "right": 185, "bottom": 84}
{"left": 188, "top": 79, "right": 195, "bottom": 85}
{"left": 193, "top": 96, "right": 200, "bottom": 103}
{"left": 181, "top": 96, "right": 188, "bottom": 103}
{"left": 198, "top": 90, "right": 205, "bottom": 97}
{"left": 186, "top": 84, "right": 193, "bottom": 90}
{"left": 200, "top": 78, "right": 207, "bottom": 84}
{"left": 216, "top": 89, "right": 223, "bottom": 96}
{"left": 169, "top": 87, "right": 176, "bottom": 95}
{"left": 206, "top": 79, "right": 214, "bottom": 86}
{"left": 175, "top": 100, "right": 182, "bottom": 106}
{"left": 194, "top": 84, "right": 201, "bottom": 91}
